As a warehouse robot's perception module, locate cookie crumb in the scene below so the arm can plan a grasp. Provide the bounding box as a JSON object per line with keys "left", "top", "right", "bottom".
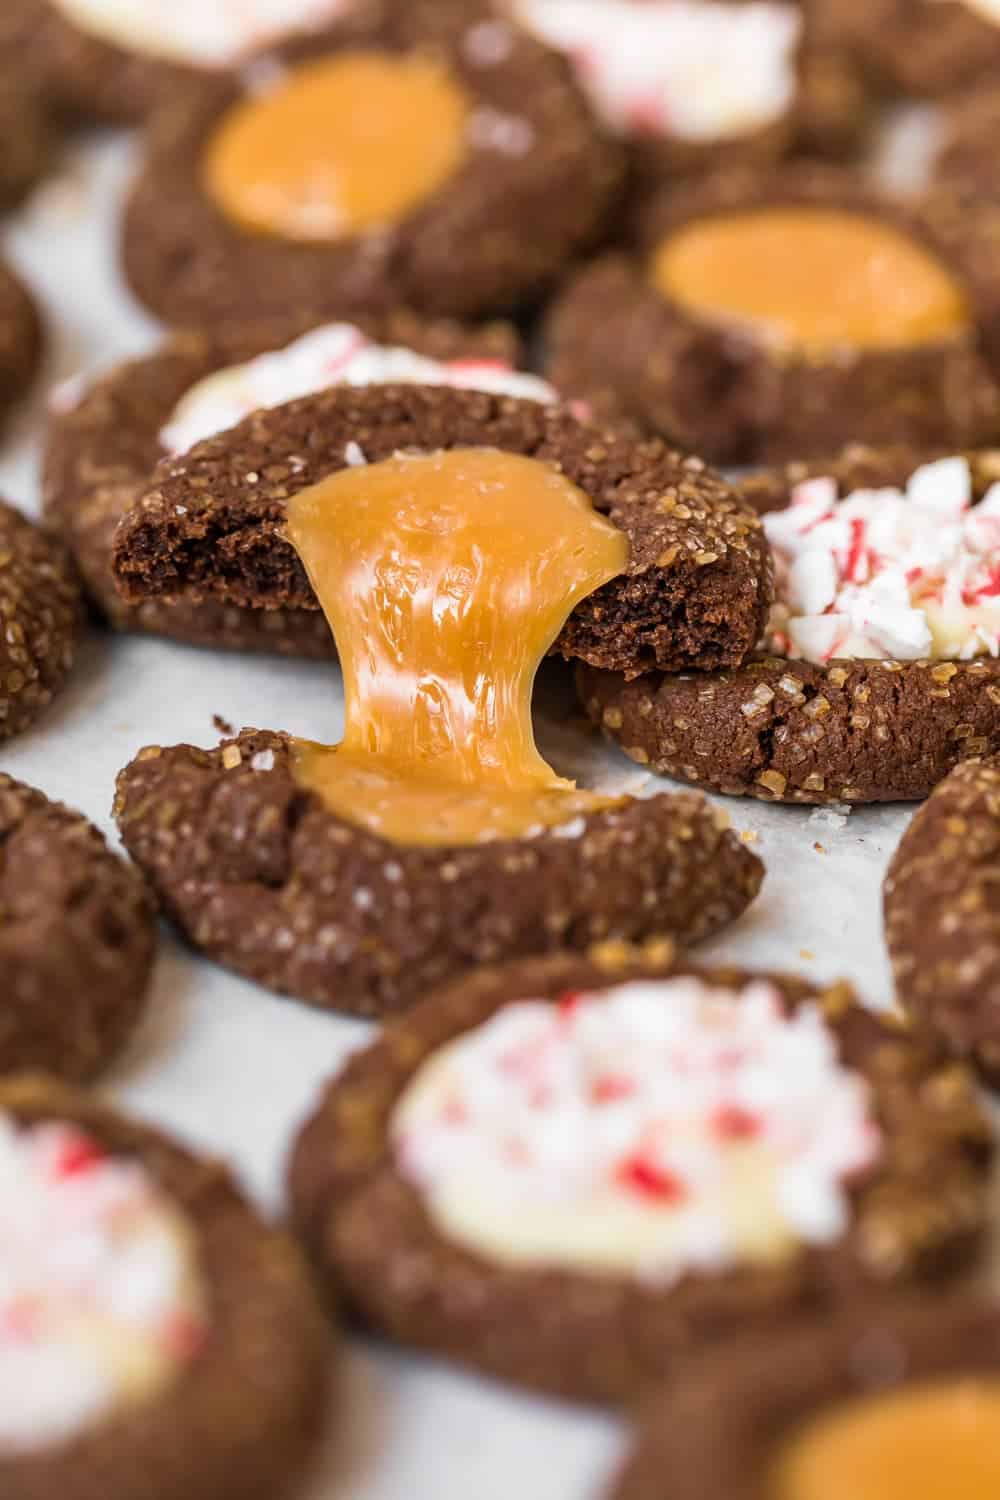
{"left": 212, "top": 714, "right": 234, "bottom": 736}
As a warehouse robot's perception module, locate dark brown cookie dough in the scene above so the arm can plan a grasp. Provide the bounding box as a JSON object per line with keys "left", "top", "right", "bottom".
{"left": 0, "top": 76, "right": 55, "bottom": 205}
{"left": 288, "top": 945, "right": 992, "bottom": 1404}
{"left": 580, "top": 444, "right": 1000, "bottom": 804}
{"left": 111, "top": 384, "right": 772, "bottom": 680}
{"left": 113, "top": 729, "right": 763, "bottom": 1018}
{"left": 43, "top": 312, "right": 519, "bottom": 656}
{"left": 120, "top": 0, "right": 622, "bottom": 326}
{"left": 0, "top": 258, "right": 43, "bottom": 429}
{"left": 885, "top": 755, "right": 1000, "bottom": 1082}
{"left": 0, "top": 498, "right": 81, "bottom": 744}
{"left": 829, "top": 0, "right": 1000, "bottom": 97}
{"left": 545, "top": 165, "right": 1000, "bottom": 466}
{"left": 0, "top": 0, "right": 346, "bottom": 124}
{"left": 933, "top": 81, "right": 1000, "bottom": 192}
{"left": 0, "top": 775, "right": 156, "bottom": 1080}
{"left": 0, "top": 1073, "right": 329, "bottom": 1500}
{"left": 612, "top": 1293, "right": 1000, "bottom": 1500}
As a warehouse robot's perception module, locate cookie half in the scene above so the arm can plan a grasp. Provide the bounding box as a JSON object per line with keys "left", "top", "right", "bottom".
{"left": 1, "top": 775, "right": 156, "bottom": 1080}
{"left": 885, "top": 755, "right": 1000, "bottom": 1082}
{"left": 0, "top": 259, "right": 43, "bottom": 429}
{"left": 121, "top": 1, "right": 622, "bottom": 325}
{"left": 44, "top": 311, "right": 528, "bottom": 656}
{"left": 288, "top": 946, "right": 991, "bottom": 1403}
{"left": 0, "top": 1074, "right": 328, "bottom": 1500}
{"left": 545, "top": 165, "right": 1000, "bottom": 465}
{"left": 0, "top": 498, "right": 81, "bottom": 744}
{"left": 113, "top": 730, "right": 762, "bottom": 1017}
{"left": 613, "top": 1294, "right": 1000, "bottom": 1500}
{"left": 111, "top": 384, "right": 772, "bottom": 679}
{"left": 581, "top": 448, "right": 1000, "bottom": 803}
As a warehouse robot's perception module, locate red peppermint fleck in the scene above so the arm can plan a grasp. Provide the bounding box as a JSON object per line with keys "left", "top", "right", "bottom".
{"left": 446, "top": 358, "right": 509, "bottom": 374}
{"left": 905, "top": 565, "right": 924, "bottom": 586}
{"left": 440, "top": 1093, "right": 468, "bottom": 1126}
{"left": 162, "top": 1312, "right": 206, "bottom": 1362}
{"left": 556, "top": 990, "right": 584, "bottom": 1022}
{"left": 591, "top": 1074, "right": 636, "bottom": 1104}
{"left": 528, "top": 1083, "right": 552, "bottom": 1110}
{"left": 615, "top": 1154, "right": 688, "bottom": 1203}
{"left": 843, "top": 518, "right": 867, "bottom": 583}
{"left": 1, "top": 1298, "right": 40, "bottom": 1343}
{"left": 626, "top": 94, "right": 667, "bottom": 136}
{"left": 712, "top": 1104, "right": 762, "bottom": 1141}
{"left": 965, "top": 565, "right": 1000, "bottom": 603}
{"left": 53, "top": 1135, "right": 105, "bottom": 1180}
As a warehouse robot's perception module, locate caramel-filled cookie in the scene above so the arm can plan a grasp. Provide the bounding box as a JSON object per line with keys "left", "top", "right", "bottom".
{"left": 0, "top": 498, "right": 81, "bottom": 744}
{"left": 44, "top": 311, "right": 534, "bottom": 655}
{"left": 546, "top": 166, "right": 1000, "bottom": 465}
{"left": 828, "top": 0, "right": 1000, "bottom": 97}
{"left": 613, "top": 1296, "right": 1000, "bottom": 1500}
{"left": 0, "top": 776, "right": 155, "bottom": 1080}
{"left": 581, "top": 448, "right": 1000, "bottom": 802}
{"left": 885, "top": 755, "right": 1000, "bottom": 1082}
{"left": 114, "top": 731, "right": 762, "bottom": 1017}
{"left": 289, "top": 946, "right": 991, "bottom": 1403}
{"left": 111, "top": 385, "right": 772, "bottom": 678}
{"left": 0, "top": 0, "right": 358, "bottom": 124}
{"left": 0, "top": 1075, "right": 329, "bottom": 1500}
{"left": 120, "top": 1, "right": 622, "bottom": 325}
{"left": 507, "top": 0, "right": 869, "bottom": 193}
{"left": 0, "top": 258, "right": 43, "bottom": 429}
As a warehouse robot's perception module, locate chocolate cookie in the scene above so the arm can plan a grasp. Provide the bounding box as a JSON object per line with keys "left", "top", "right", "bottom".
{"left": 44, "top": 311, "right": 526, "bottom": 655}
{"left": 0, "top": 775, "right": 156, "bottom": 1080}
{"left": 0, "top": 498, "right": 81, "bottom": 744}
{"left": 885, "top": 755, "right": 1000, "bottom": 1082}
{"left": 829, "top": 0, "right": 1000, "bottom": 97}
{"left": 545, "top": 165, "right": 1000, "bottom": 465}
{"left": 0, "top": 0, "right": 357, "bottom": 124}
{"left": 288, "top": 945, "right": 991, "bottom": 1404}
{"left": 113, "top": 729, "right": 763, "bottom": 1018}
{"left": 933, "top": 81, "right": 1000, "bottom": 191}
{"left": 581, "top": 448, "right": 1000, "bottom": 803}
{"left": 507, "top": 0, "right": 869, "bottom": 197}
{"left": 0, "top": 258, "right": 43, "bottom": 429}
{"left": 111, "top": 384, "right": 772, "bottom": 679}
{"left": 613, "top": 1294, "right": 1000, "bottom": 1500}
{"left": 0, "top": 1073, "right": 328, "bottom": 1500}
{"left": 120, "top": 1, "right": 622, "bottom": 326}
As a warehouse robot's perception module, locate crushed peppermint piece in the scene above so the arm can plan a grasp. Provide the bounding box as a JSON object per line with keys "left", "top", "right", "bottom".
{"left": 763, "top": 457, "right": 1000, "bottom": 664}
{"left": 160, "top": 322, "right": 557, "bottom": 456}
{"left": 250, "top": 748, "right": 275, "bottom": 772}
{"left": 0, "top": 1117, "right": 206, "bottom": 1453}
{"left": 392, "top": 977, "right": 879, "bottom": 1282}
{"left": 51, "top": 0, "right": 350, "bottom": 68}
{"left": 344, "top": 441, "right": 367, "bottom": 468}
{"left": 512, "top": 0, "right": 801, "bottom": 142}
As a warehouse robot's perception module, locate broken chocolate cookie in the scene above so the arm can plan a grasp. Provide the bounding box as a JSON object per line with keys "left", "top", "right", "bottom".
{"left": 289, "top": 945, "right": 991, "bottom": 1403}
{"left": 581, "top": 449, "right": 1000, "bottom": 803}
{"left": 44, "top": 311, "right": 531, "bottom": 655}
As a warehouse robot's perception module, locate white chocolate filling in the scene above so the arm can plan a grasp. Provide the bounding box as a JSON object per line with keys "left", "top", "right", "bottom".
{"left": 0, "top": 1117, "right": 207, "bottom": 1453}
{"left": 392, "top": 978, "right": 879, "bottom": 1283}
{"left": 160, "top": 322, "right": 558, "bottom": 456}
{"left": 511, "top": 0, "right": 801, "bottom": 142}
{"left": 52, "top": 0, "right": 350, "bottom": 68}
{"left": 764, "top": 457, "right": 1000, "bottom": 664}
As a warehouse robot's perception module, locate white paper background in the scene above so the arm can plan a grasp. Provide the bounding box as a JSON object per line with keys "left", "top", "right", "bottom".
{"left": 0, "top": 120, "right": 987, "bottom": 1498}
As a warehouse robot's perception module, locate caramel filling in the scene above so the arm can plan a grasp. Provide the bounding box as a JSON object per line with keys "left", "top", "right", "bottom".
{"left": 650, "top": 208, "right": 971, "bottom": 355}
{"left": 203, "top": 51, "right": 471, "bottom": 241}
{"left": 768, "top": 1379, "right": 1000, "bottom": 1500}
{"left": 286, "top": 448, "right": 629, "bottom": 846}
